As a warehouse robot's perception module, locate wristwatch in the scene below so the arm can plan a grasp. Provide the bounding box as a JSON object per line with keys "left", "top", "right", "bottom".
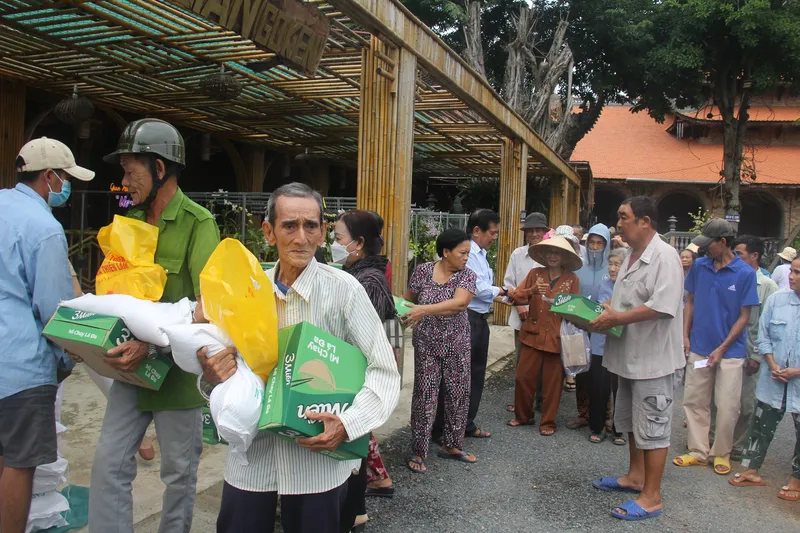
{"left": 500, "top": 286, "right": 509, "bottom": 297}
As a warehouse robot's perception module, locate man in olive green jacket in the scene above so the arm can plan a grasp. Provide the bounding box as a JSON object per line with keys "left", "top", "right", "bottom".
{"left": 84, "top": 119, "right": 220, "bottom": 533}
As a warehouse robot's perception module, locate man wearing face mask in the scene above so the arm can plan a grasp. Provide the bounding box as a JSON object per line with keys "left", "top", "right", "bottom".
{"left": 0, "top": 137, "right": 95, "bottom": 533}
{"left": 83, "top": 119, "right": 220, "bottom": 533}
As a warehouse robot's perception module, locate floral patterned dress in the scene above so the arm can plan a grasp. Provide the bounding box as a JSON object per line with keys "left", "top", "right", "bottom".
{"left": 408, "top": 262, "right": 477, "bottom": 457}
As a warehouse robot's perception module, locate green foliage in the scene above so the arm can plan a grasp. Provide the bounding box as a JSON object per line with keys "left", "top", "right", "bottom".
{"left": 207, "top": 199, "right": 273, "bottom": 261}
{"left": 688, "top": 207, "right": 711, "bottom": 234}
{"left": 629, "top": 0, "right": 800, "bottom": 120}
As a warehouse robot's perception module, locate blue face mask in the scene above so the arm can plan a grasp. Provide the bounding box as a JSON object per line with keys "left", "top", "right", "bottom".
{"left": 47, "top": 173, "right": 71, "bottom": 207}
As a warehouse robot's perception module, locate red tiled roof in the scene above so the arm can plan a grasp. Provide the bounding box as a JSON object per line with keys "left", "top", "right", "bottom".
{"left": 681, "top": 105, "right": 800, "bottom": 123}
{"left": 570, "top": 106, "right": 800, "bottom": 185}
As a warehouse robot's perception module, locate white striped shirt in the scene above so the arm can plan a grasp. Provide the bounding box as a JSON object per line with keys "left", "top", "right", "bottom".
{"left": 224, "top": 258, "right": 401, "bottom": 495}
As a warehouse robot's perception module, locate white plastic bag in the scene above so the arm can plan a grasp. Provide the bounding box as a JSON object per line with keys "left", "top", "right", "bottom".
{"left": 26, "top": 491, "right": 69, "bottom": 533}
{"left": 210, "top": 356, "right": 265, "bottom": 466}
{"left": 33, "top": 457, "right": 68, "bottom": 495}
{"left": 160, "top": 323, "right": 233, "bottom": 375}
{"left": 560, "top": 320, "right": 591, "bottom": 376}
{"left": 63, "top": 294, "right": 192, "bottom": 346}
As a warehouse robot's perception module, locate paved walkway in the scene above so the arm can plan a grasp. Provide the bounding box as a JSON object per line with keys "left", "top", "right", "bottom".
{"left": 365, "top": 363, "right": 800, "bottom": 533}
{"left": 57, "top": 326, "right": 800, "bottom": 532}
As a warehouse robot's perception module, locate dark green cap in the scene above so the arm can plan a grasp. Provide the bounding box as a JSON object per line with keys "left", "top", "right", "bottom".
{"left": 104, "top": 118, "right": 185, "bottom": 167}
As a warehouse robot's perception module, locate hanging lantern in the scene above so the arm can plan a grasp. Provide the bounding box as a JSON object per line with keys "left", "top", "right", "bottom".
{"left": 199, "top": 65, "right": 242, "bottom": 101}
{"left": 54, "top": 84, "right": 95, "bottom": 125}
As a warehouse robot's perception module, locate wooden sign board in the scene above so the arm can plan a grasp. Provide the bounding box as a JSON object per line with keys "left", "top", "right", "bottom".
{"left": 175, "top": 0, "right": 330, "bottom": 77}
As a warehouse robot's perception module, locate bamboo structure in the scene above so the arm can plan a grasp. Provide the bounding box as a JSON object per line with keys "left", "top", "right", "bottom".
{"left": 0, "top": 78, "right": 24, "bottom": 189}
{"left": 357, "top": 37, "right": 416, "bottom": 294}
{"left": 549, "top": 176, "right": 567, "bottom": 227}
{"left": 494, "top": 138, "right": 528, "bottom": 325}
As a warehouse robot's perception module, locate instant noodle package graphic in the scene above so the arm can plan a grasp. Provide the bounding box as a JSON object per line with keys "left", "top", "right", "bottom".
{"left": 259, "top": 322, "right": 369, "bottom": 461}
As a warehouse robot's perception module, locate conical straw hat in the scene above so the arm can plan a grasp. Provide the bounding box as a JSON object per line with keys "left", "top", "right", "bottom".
{"left": 529, "top": 236, "right": 583, "bottom": 271}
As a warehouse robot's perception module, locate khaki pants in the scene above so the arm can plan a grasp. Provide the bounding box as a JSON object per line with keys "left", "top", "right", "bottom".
{"left": 683, "top": 352, "right": 744, "bottom": 462}
{"left": 710, "top": 363, "right": 759, "bottom": 456}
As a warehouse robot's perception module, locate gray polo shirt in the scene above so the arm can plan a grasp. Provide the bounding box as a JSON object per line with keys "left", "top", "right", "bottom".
{"left": 603, "top": 233, "right": 686, "bottom": 380}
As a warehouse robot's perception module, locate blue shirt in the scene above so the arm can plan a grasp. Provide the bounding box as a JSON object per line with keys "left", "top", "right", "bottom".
{"left": 466, "top": 240, "right": 500, "bottom": 314}
{"left": 685, "top": 255, "right": 759, "bottom": 358}
{"left": 0, "top": 183, "right": 76, "bottom": 400}
{"left": 756, "top": 290, "right": 800, "bottom": 413}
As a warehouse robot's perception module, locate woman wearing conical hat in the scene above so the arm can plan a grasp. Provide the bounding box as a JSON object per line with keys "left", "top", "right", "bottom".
{"left": 507, "top": 236, "right": 582, "bottom": 435}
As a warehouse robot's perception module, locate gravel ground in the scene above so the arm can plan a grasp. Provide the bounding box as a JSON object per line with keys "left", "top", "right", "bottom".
{"left": 363, "top": 361, "right": 800, "bottom": 533}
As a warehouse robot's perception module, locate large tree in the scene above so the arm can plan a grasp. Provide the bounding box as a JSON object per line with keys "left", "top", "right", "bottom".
{"left": 402, "top": 0, "right": 654, "bottom": 160}
{"left": 630, "top": 0, "right": 800, "bottom": 222}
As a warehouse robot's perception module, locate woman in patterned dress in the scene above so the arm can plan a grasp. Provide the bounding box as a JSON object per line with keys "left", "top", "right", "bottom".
{"left": 401, "top": 228, "right": 477, "bottom": 473}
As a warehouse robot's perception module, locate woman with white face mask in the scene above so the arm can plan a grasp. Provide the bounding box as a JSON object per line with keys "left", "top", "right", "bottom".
{"left": 334, "top": 210, "right": 396, "bottom": 533}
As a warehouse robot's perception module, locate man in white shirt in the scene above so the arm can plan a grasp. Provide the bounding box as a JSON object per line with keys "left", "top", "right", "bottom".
{"left": 771, "top": 247, "right": 796, "bottom": 290}
{"left": 462, "top": 209, "right": 513, "bottom": 438}
{"left": 198, "top": 183, "right": 400, "bottom": 533}
{"left": 504, "top": 213, "right": 548, "bottom": 361}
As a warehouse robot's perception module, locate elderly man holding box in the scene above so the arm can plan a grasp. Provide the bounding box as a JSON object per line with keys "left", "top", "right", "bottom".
{"left": 199, "top": 182, "right": 400, "bottom": 533}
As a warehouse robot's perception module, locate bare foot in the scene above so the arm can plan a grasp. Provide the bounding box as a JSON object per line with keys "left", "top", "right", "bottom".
{"left": 407, "top": 456, "right": 426, "bottom": 473}
{"left": 614, "top": 474, "right": 644, "bottom": 492}
{"left": 368, "top": 478, "right": 393, "bottom": 489}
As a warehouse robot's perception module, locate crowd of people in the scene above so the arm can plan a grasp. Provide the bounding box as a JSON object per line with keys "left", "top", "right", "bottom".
{"left": 0, "top": 126, "right": 798, "bottom": 533}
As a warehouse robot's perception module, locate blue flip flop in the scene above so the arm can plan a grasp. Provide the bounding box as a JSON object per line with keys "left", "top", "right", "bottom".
{"left": 592, "top": 477, "right": 640, "bottom": 493}
{"left": 436, "top": 450, "right": 478, "bottom": 464}
{"left": 610, "top": 500, "right": 663, "bottom": 521}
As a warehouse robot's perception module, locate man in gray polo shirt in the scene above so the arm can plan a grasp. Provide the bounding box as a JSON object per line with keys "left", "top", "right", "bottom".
{"left": 589, "top": 196, "right": 685, "bottom": 521}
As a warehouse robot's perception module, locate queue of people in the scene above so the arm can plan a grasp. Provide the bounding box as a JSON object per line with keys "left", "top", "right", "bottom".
{"left": 1, "top": 129, "right": 798, "bottom": 533}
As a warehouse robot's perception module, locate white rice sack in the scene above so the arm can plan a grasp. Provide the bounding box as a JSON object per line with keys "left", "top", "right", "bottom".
{"left": 63, "top": 294, "right": 192, "bottom": 346}
{"left": 33, "top": 457, "right": 68, "bottom": 495}
{"left": 26, "top": 491, "right": 69, "bottom": 533}
{"left": 210, "top": 356, "right": 265, "bottom": 466}
{"left": 160, "top": 324, "right": 233, "bottom": 375}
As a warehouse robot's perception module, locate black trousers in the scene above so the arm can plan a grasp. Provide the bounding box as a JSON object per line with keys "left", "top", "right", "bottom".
{"left": 588, "top": 354, "right": 619, "bottom": 434}
{"left": 217, "top": 481, "right": 346, "bottom": 533}
{"left": 433, "top": 310, "right": 490, "bottom": 438}
{"left": 339, "top": 460, "right": 367, "bottom": 533}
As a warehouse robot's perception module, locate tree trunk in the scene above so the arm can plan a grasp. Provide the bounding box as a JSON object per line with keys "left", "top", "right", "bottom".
{"left": 716, "top": 71, "right": 750, "bottom": 229}
{"left": 463, "top": 1, "right": 487, "bottom": 78}
{"left": 503, "top": 6, "right": 533, "bottom": 112}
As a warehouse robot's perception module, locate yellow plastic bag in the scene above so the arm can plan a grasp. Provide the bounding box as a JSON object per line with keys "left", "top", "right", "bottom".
{"left": 200, "top": 239, "right": 279, "bottom": 381}
{"left": 96, "top": 215, "right": 167, "bottom": 301}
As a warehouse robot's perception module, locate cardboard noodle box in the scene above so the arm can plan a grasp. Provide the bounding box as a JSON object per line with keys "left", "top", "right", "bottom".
{"left": 394, "top": 296, "right": 413, "bottom": 317}
{"left": 259, "top": 322, "right": 369, "bottom": 461}
{"left": 549, "top": 294, "right": 624, "bottom": 338}
{"left": 43, "top": 307, "right": 173, "bottom": 390}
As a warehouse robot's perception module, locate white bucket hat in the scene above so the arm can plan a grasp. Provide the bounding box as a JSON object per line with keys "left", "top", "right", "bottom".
{"left": 777, "top": 247, "right": 797, "bottom": 262}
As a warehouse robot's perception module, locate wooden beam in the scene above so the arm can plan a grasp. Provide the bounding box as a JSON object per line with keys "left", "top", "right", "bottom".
{"left": 0, "top": 78, "right": 25, "bottom": 189}
{"left": 356, "top": 37, "right": 416, "bottom": 296}
{"left": 494, "top": 138, "right": 527, "bottom": 326}
{"left": 328, "top": 0, "right": 580, "bottom": 186}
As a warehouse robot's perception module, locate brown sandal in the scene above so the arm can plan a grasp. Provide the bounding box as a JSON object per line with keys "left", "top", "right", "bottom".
{"left": 728, "top": 473, "right": 767, "bottom": 487}
{"left": 539, "top": 428, "right": 556, "bottom": 436}
{"left": 778, "top": 486, "right": 800, "bottom": 501}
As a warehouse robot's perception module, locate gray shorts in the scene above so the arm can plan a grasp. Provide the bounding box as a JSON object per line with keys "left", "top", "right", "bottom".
{"left": 0, "top": 385, "right": 58, "bottom": 468}
{"left": 615, "top": 374, "right": 676, "bottom": 450}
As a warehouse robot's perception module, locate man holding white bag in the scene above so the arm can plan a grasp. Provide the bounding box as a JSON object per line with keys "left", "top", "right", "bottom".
{"left": 198, "top": 183, "right": 401, "bottom": 533}
{"left": 79, "top": 119, "right": 220, "bottom": 533}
